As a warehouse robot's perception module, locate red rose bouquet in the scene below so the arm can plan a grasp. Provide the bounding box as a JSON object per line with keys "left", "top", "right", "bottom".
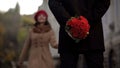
{"left": 65, "top": 16, "right": 90, "bottom": 43}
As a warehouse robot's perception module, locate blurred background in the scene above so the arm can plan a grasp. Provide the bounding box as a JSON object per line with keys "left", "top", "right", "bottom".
{"left": 0, "top": 0, "right": 120, "bottom": 68}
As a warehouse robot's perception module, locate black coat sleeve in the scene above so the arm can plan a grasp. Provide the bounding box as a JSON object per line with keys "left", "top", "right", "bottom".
{"left": 92, "top": 0, "right": 110, "bottom": 20}
{"left": 48, "top": 0, "right": 71, "bottom": 26}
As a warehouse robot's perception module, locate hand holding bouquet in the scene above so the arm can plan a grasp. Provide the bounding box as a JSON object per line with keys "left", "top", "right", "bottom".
{"left": 65, "top": 16, "right": 90, "bottom": 43}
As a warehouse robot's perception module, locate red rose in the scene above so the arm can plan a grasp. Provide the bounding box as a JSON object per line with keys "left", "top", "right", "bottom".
{"left": 65, "top": 16, "right": 90, "bottom": 41}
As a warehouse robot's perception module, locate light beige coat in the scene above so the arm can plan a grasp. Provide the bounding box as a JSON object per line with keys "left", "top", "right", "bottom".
{"left": 19, "top": 29, "right": 57, "bottom": 68}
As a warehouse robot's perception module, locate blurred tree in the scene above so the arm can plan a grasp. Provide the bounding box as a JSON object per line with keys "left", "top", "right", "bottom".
{"left": 21, "top": 15, "right": 34, "bottom": 28}
{"left": 0, "top": 3, "right": 36, "bottom": 67}
{"left": 17, "top": 27, "right": 28, "bottom": 55}
{"left": 0, "top": 3, "right": 21, "bottom": 65}
{"left": 0, "top": 23, "right": 5, "bottom": 48}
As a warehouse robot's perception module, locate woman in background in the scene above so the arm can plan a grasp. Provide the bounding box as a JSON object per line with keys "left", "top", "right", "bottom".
{"left": 17, "top": 10, "right": 58, "bottom": 68}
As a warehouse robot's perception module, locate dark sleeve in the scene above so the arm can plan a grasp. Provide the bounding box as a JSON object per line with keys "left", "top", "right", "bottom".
{"left": 48, "top": 0, "right": 71, "bottom": 26}
{"left": 92, "top": 0, "right": 110, "bottom": 20}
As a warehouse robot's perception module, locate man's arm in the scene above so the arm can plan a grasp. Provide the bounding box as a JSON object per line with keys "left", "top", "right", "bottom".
{"left": 92, "top": 0, "right": 110, "bottom": 20}
{"left": 48, "top": 0, "right": 71, "bottom": 25}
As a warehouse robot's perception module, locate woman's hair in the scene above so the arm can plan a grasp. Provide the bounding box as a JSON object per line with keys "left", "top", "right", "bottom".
{"left": 33, "top": 20, "right": 52, "bottom": 33}
{"left": 34, "top": 20, "right": 51, "bottom": 27}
